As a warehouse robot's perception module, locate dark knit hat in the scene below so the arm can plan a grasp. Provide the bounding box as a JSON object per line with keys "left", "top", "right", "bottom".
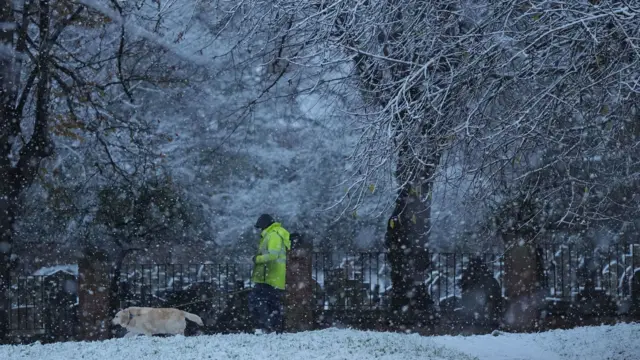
{"left": 254, "top": 214, "right": 275, "bottom": 230}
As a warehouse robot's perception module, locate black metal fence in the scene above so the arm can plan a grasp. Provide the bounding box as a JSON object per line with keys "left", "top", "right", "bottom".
{"left": 311, "top": 252, "right": 504, "bottom": 310}
{"left": 115, "top": 263, "right": 254, "bottom": 309}
{"left": 5, "top": 273, "right": 78, "bottom": 340}
{"left": 5, "top": 244, "right": 639, "bottom": 338}
{"left": 312, "top": 244, "right": 640, "bottom": 311}
{"left": 539, "top": 243, "right": 639, "bottom": 300}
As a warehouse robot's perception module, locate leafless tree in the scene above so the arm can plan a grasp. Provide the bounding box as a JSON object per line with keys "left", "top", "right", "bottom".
{"left": 0, "top": 0, "right": 212, "bottom": 337}
{"left": 457, "top": 1, "right": 640, "bottom": 248}
{"left": 220, "top": 0, "right": 640, "bottom": 316}
{"left": 1, "top": 0, "right": 73, "bottom": 338}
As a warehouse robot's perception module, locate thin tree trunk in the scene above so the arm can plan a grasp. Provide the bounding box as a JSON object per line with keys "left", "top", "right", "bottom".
{"left": 0, "top": 0, "right": 53, "bottom": 340}
{"left": 0, "top": 0, "right": 16, "bottom": 340}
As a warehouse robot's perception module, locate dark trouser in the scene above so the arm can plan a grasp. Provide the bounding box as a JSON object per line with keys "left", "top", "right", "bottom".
{"left": 248, "top": 283, "right": 284, "bottom": 333}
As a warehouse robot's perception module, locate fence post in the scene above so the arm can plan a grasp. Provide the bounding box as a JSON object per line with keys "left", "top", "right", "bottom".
{"left": 78, "top": 247, "right": 111, "bottom": 341}
{"left": 285, "top": 237, "right": 313, "bottom": 332}
{"left": 503, "top": 243, "right": 544, "bottom": 331}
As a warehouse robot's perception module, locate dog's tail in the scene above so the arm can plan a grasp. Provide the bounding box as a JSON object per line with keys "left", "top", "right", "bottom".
{"left": 183, "top": 311, "right": 204, "bottom": 326}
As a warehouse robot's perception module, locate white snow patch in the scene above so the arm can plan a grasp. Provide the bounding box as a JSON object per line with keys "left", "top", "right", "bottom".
{"left": 33, "top": 264, "right": 79, "bottom": 277}
{"left": 433, "top": 323, "right": 640, "bottom": 360}
{"left": 1, "top": 324, "right": 639, "bottom": 360}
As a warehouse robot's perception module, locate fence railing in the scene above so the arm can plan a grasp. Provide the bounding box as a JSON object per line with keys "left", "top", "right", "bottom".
{"left": 312, "top": 244, "right": 640, "bottom": 310}
{"left": 311, "top": 251, "right": 506, "bottom": 310}
{"left": 115, "top": 263, "right": 254, "bottom": 310}
{"left": 539, "top": 243, "right": 639, "bottom": 300}
{"left": 5, "top": 274, "right": 77, "bottom": 337}
{"left": 5, "top": 244, "right": 639, "bottom": 337}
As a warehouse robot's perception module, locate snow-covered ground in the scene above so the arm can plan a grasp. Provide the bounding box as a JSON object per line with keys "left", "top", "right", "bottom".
{"left": 2, "top": 324, "right": 638, "bottom": 360}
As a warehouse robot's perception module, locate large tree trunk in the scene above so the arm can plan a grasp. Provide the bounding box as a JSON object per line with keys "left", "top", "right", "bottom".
{"left": 385, "top": 134, "right": 437, "bottom": 320}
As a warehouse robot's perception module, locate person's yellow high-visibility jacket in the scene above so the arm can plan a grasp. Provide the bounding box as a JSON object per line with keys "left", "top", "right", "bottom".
{"left": 251, "top": 222, "right": 291, "bottom": 290}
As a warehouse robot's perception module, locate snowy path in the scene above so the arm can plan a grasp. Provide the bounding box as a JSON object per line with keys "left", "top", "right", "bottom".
{"left": 1, "top": 324, "right": 638, "bottom": 360}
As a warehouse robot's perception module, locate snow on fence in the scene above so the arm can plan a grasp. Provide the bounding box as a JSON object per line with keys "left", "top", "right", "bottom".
{"left": 5, "top": 272, "right": 78, "bottom": 337}
{"left": 312, "top": 244, "right": 640, "bottom": 310}
{"left": 116, "top": 262, "right": 254, "bottom": 309}
{"left": 540, "top": 244, "right": 640, "bottom": 300}
{"left": 5, "top": 244, "right": 639, "bottom": 335}
{"left": 311, "top": 251, "right": 504, "bottom": 310}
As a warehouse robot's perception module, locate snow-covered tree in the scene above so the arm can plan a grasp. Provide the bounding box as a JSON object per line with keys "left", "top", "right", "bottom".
{"left": 0, "top": 0, "right": 218, "bottom": 334}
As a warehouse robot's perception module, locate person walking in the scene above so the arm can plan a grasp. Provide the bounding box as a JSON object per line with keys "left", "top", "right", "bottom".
{"left": 249, "top": 214, "right": 291, "bottom": 334}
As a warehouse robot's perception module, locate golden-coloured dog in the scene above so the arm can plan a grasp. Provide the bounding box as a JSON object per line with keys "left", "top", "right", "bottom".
{"left": 112, "top": 306, "right": 204, "bottom": 337}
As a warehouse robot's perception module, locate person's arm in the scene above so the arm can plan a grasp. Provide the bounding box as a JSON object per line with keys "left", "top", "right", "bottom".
{"left": 254, "top": 232, "right": 284, "bottom": 264}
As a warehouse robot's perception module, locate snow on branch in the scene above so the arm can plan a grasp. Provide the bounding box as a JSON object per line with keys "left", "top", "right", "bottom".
{"left": 78, "top": 0, "right": 211, "bottom": 65}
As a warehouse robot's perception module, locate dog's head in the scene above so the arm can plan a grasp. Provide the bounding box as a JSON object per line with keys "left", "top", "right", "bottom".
{"left": 112, "top": 308, "right": 131, "bottom": 327}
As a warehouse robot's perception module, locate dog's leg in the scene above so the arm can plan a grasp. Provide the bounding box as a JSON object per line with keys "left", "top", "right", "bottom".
{"left": 123, "top": 331, "right": 136, "bottom": 338}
